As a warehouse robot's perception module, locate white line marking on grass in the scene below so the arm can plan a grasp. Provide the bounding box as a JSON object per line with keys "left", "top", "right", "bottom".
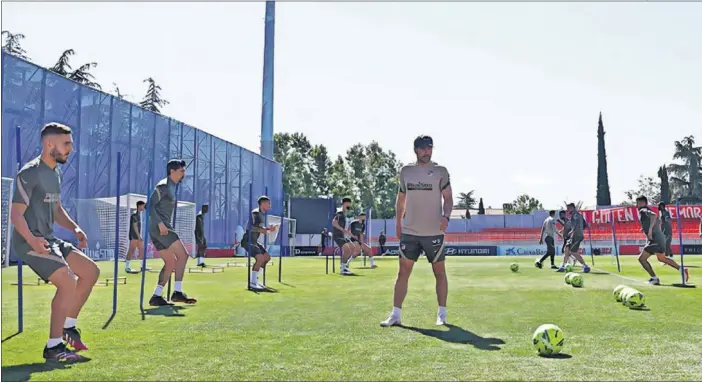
{"left": 590, "top": 267, "right": 649, "bottom": 285}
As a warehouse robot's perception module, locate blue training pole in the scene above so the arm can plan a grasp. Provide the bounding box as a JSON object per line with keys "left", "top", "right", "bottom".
{"left": 610, "top": 214, "right": 621, "bottom": 273}
{"left": 15, "top": 127, "right": 23, "bottom": 333}
{"left": 139, "top": 161, "right": 153, "bottom": 317}
{"left": 675, "top": 199, "right": 686, "bottom": 285}
{"left": 587, "top": 225, "right": 595, "bottom": 266}
{"left": 112, "top": 153, "right": 122, "bottom": 319}
{"left": 167, "top": 182, "right": 179, "bottom": 300}
{"left": 247, "top": 182, "right": 253, "bottom": 289}
{"left": 263, "top": 186, "right": 268, "bottom": 285}
{"left": 278, "top": 191, "right": 284, "bottom": 283}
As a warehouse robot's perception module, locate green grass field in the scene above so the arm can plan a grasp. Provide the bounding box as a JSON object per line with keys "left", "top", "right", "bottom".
{"left": 2, "top": 255, "right": 701, "bottom": 381}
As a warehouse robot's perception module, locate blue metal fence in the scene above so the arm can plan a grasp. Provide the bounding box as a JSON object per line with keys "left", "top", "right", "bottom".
{"left": 1, "top": 52, "right": 283, "bottom": 250}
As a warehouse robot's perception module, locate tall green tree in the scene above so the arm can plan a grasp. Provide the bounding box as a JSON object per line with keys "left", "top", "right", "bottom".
{"left": 49, "top": 49, "right": 101, "bottom": 89}
{"left": 658, "top": 165, "right": 671, "bottom": 204}
{"left": 504, "top": 194, "right": 544, "bottom": 214}
{"left": 623, "top": 175, "right": 660, "bottom": 206}
{"left": 455, "top": 191, "right": 477, "bottom": 209}
{"left": 328, "top": 155, "right": 354, "bottom": 209}
{"left": 1, "top": 30, "right": 29, "bottom": 59}
{"left": 478, "top": 198, "right": 486, "bottom": 215}
{"left": 596, "top": 112, "right": 612, "bottom": 206}
{"left": 140, "top": 77, "right": 169, "bottom": 113}
{"left": 364, "top": 141, "right": 401, "bottom": 218}
{"left": 310, "top": 144, "right": 332, "bottom": 196}
{"left": 274, "top": 133, "right": 307, "bottom": 198}
{"left": 668, "top": 135, "right": 702, "bottom": 199}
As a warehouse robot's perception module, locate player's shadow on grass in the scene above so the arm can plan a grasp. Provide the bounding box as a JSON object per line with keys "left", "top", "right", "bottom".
{"left": 399, "top": 324, "right": 505, "bottom": 351}
{"left": 1, "top": 357, "right": 91, "bottom": 382}
{"left": 247, "top": 286, "right": 279, "bottom": 294}
{"left": 143, "top": 305, "right": 187, "bottom": 317}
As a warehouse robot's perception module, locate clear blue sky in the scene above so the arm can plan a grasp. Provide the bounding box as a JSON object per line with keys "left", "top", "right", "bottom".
{"left": 3, "top": 2, "right": 701, "bottom": 209}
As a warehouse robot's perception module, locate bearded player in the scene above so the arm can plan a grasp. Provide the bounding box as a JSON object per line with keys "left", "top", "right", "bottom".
{"left": 11, "top": 123, "right": 100, "bottom": 360}
{"left": 381, "top": 135, "right": 453, "bottom": 327}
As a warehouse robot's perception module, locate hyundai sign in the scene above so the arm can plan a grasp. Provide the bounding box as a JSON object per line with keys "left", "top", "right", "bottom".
{"left": 382, "top": 245, "right": 497, "bottom": 256}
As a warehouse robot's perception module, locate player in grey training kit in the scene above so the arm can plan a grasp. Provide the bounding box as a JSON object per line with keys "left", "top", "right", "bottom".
{"left": 536, "top": 210, "right": 558, "bottom": 269}
{"left": 126, "top": 200, "right": 146, "bottom": 273}
{"left": 381, "top": 135, "right": 453, "bottom": 327}
{"left": 635, "top": 196, "right": 689, "bottom": 285}
{"left": 11, "top": 123, "right": 100, "bottom": 361}
{"left": 557, "top": 203, "right": 591, "bottom": 273}
{"left": 195, "top": 204, "right": 208, "bottom": 267}
{"left": 242, "top": 196, "right": 279, "bottom": 290}
{"left": 658, "top": 202, "right": 674, "bottom": 258}
{"left": 148, "top": 159, "right": 197, "bottom": 306}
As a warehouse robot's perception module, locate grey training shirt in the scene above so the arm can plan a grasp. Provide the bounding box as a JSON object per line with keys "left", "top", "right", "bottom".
{"left": 149, "top": 177, "right": 176, "bottom": 231}
{"left": 398, "top": 162, "right": 451, "bottom": 237}
{"left": 12, "top": 157, "right": 62, "bottom": 244}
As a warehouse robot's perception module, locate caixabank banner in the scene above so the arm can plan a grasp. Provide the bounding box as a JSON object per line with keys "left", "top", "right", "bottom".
{"left": 498, "top": 245, "right": 612, "bottom": 256}
{"left": 380, "top": 245, "right": 498, "bottom": 256}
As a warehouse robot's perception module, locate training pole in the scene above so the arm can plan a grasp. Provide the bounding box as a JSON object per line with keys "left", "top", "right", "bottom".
{"left": 278, "top": 191, "right": 284, "bottom": 283}
{"left": 167, "top": 183, "right": 179, "bottom": 300}
{"left": 587, "top": 225, "right": 595, "bottom": 266}
{"left": 675, "top": 199, "right": 687, "bottom": 286}
{"left": 139, "top": 162, "right": 154, "bottom": 317}
{"left": 263, "top": 186, "right": 268, "bottom": 285}
{"left": 247, "top": 182, "right": 253, "bottom": 290}
{"left": 104, "top": 152, "right": 122, "bottom": 329}
{"left": 14, "top": 127, "right": 24, "bottom": 333}
{"left": 610, "top": 214, "right": 621, "bottom": 273}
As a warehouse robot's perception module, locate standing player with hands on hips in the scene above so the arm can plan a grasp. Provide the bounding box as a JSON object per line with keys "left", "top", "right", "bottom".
{"left": 11, "top": 123, "right": 100, "bottom": 361}
{"left": 381, "top": 135, "right": 453, "bottom": 327}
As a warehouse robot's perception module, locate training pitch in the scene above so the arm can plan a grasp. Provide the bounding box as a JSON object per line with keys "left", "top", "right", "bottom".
{"left": 2, "top": 255, "right": 701, "bottom": 381}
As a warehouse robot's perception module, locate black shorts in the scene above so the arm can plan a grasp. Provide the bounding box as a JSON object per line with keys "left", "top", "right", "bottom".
{"left": 13, "top": 237, "right": 77, "bottom": 282}
{"left": 129, "top": 231, "right": 141, "bottom": 241}
{"left": 149, "top": 228, "right": 180, "bottom": 251}
{"left": 242, "top": 239, "right": 267, "bottom": 257}
{"left": 399, "top": 233, "right": 446, "bottom": 263}
{"left": 334, "top": 237, "right": 351, "bottom": 247}
{"left": 643, "top": 233, "right": 666, "bottom": 254}
{"left": 567, "top": 236, "right": 583, "bottom": 252}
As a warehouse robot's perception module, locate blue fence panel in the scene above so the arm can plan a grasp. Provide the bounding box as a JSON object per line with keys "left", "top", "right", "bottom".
{"left": 1, "top": 52, "right": 282, "bottom": 258}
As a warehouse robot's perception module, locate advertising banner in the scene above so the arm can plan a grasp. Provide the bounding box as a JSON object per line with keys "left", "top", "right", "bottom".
{"left": 581, "top": 205, "right": 702, "bottom": 224}
{"left": 682, "top": 244, "right": 702, "bottom": 255}
{"left": 375, "top": 245, "right": 497, "bottom": 256}
{"left": 293, "top": 246, "right": 319, "bottom": 256}
{"left": 498, "top": 245, "right": 613, "bottom": 256}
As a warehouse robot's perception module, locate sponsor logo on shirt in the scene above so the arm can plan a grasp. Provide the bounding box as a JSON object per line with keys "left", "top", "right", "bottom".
{"left": 406, "top": 182, "right": 433, "bottom": 191}
{"left": 43, "top": 193, "right": 61, "bottom": 203}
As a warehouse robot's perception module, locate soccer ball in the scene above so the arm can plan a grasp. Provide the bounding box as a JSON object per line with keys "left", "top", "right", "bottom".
{"left": 565, "top": 273, "right": 574, "bottom": 284}
{"left": 613, "top": 285, "right": 628, "bottom": 301}
{"left": 623, "top": 289, "right": 646, "bottom": 309}
{"left": 570, "top": 273, "right": 583, "bottom": 288}
{"left": 618, "top": 287, "right": 637, "bottom": 303}
{"left": 532, "top": 324, "right": 565, "bottom": 356}
{"left": 565, "top": 264, "right": 574, "bottom": 272}
{"left": 510, "top": 263, "right": 519, "bottom": 272}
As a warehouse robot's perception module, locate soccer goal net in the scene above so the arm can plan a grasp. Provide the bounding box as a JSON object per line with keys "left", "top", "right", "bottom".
{"left": 2, "top": 177, "right": 13, "bottom": 267}
{"left": 75, "top": 193, "right": 197, "bottom": 261}
{"left": 259, "top": 215, "right": 296, "bottom": 257}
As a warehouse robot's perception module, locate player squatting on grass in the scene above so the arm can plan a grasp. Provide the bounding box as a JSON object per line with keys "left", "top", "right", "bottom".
{"left": 148, "top": 159, "right": 198, "bottom": 306}
{"left": 381, "top": 135, "right": 453, "bottom": 327}
{"left": 635, "top": 196, "right": 689, "bottom": 285}
{"left": 331, "top": 197, "right": 362, "bottom": 275}
{"left": 242, "top": 196, "right": 279, "bottom": 290}
{"left": 11, "top": 123, "right": 100, "bottom": 361}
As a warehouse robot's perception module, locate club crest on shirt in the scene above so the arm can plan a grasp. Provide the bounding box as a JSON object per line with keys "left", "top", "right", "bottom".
{"left": 427, "top": 170, "right": 434, "bottom": 176}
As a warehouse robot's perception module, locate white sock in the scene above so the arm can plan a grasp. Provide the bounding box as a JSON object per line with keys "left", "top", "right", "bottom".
{"left": 64, "top": 317, "right": 77, "bottom": 329}
{"left": 154, "top": 284, "right": 163, "bottom": 296}
{"left": 252, "top": 271, "right": 259, "bottom": 284}
{"left": 125, "top": 260, "right": 131, "bottom": 269}
{"left": 438, "top": 306, "right": 447, "bottom": 316}
{"left": 370, "top": 257, "right": 376, "bottom": 265}
{"left": 346, "top": 257, "right": 354, "bottom": 266}
{"left": 174, "top": 281, "right": 182, "bottom": 292}
{"left": 392, "top": 306, "right": 401, "bottom": 318}
{"left": 47, "top": 338, "right": 63, "bottom": 348}
{"left": 197, "top": 257, "right": 203, "bottom": 265}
